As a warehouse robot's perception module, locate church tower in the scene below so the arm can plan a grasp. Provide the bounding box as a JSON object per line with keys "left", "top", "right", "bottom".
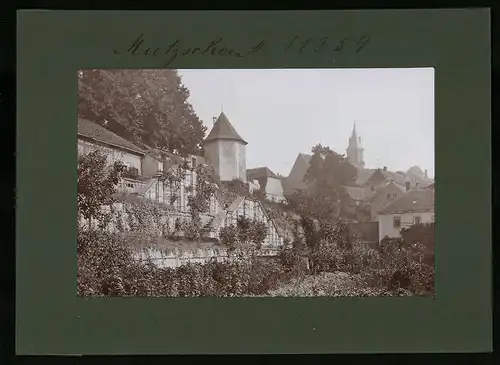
{"left": 203, "top": 111, "right": 248, "bottom": 182}
{"left": 346, "top": 123, "right": 365, "bottom": 168}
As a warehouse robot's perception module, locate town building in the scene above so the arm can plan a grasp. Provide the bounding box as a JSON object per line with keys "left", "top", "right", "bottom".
{"left": 377, "top": 189, "right": 435, "bottom": 242}
{"left": 346, "top": 123, "right": 365, "bottom": 168}
{"left": 77, "top": 115, "right": 285, "bottom": 248}
{"left": 246, "top": 167, "right": 286, "bottom": 202}
{"left": 203, "top": 112, "right": 248, "bottom": 182}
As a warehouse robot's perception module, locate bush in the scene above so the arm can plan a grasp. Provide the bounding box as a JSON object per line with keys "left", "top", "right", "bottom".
{"left": 78, "top": 229, "right": 288, "bottom": 297}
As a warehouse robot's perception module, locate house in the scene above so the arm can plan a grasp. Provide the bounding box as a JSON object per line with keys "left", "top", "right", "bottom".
{"left": 362, "top": 167, "right": 407, "bottom": 191}
{"left": 342, "top": 185, "right": 371, "bottom": 221}
{"left": 246, "top": 167, "right": 285, "bottom": 202}
{"left": 203, "top": 112, "right": 248, "bottom": 182}
{"left": 368, "top": 181, "right": 407, "bottom": 221}
{"left": 78, "top": 117, "right": 155, "bottom": 193}
{"left": 78, "top": 117, "right": 146, "bottom": 174}
{"left": 78, "top": 112, "right": 285, "bottom": 249}
{"left": 282, "top": 153, "right": 312, "bottom": 196}
{"left": 378, "top": 189, "right": 435, "bottom": 242}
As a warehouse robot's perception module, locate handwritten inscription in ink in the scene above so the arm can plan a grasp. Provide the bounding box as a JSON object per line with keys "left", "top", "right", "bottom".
{"left": 283, "top": 35, "right": 371, "bottom": 55}
{"left": 114, "top": 34, "right": 265, "bottom": 67}
{"left": 113, "top": 34, "right": 370, "bottom": 67}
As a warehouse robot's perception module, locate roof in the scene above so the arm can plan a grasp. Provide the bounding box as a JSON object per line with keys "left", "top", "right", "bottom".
{"left": 247, "top": 167, "right": 279, "bottom": 179}
{"left": 78, "top": 118, "right": 145, "bottom": 155}
{"left": 204, "top": 112, "right": 247, "bottom": 145}
{"left": 299, "top": 153, "right": 312, "bottom": 163}
{"left": 407, "top": 165, "right": 424, "bottom": 176}
{"left": 355, "top": 167, "right": 375, "bottom": 185}
{"left": 344, "top": 186, "right": 368, "bottom": 201}
{"left": 378, "top": 190, "right": 434, "bottom": 215}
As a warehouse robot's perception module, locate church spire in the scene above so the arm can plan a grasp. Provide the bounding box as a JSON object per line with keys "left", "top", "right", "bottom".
{"left": 346, "top": 121, "right": 365, "bottom": 168}
{"left": 351, "top": 122, "right": 357, "bottom": 139}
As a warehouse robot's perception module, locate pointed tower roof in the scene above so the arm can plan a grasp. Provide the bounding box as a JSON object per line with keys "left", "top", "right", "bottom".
{"left": 351, "top": 123, "right": 358, "bottom": 139}
{"left": 348, "top": 122, "right": 359, "bottom": 148}
{"left": 204, "top": 112, "right": 248, "bottom": 145}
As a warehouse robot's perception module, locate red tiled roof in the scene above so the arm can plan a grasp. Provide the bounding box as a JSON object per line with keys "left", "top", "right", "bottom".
{"left": 204, "top": 112, "right": 247, "bottom": 145}
{"left": 78, "top": 118, "right": 144, "bottom": 155}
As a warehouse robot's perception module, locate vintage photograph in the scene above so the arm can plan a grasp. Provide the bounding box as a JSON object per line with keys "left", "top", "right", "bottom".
{"left": 77, "top": 68, "right": 435, "bottom": 297}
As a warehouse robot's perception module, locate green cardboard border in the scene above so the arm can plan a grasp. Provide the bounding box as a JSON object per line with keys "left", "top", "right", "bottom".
{"left": 16, "top": 9, "right": 491, "bottom": 354}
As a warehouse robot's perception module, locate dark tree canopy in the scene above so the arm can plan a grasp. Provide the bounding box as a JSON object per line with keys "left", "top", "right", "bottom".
{"left": 289, "top": 144, "right": 358, "bottom": 220}
{"left": 78, "top": 69, "right": 207, "bottom": 156}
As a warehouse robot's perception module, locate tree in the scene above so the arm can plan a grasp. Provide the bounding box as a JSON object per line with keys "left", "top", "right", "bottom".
{"left": 219, "top": 215, "right": 268, "bottom": 252}
{"left": 288, "top": 144, "right": 357, "bottom": 221}
{"left": 77, "top": 150, "right": 126, "bottom": 228}
{"left": 78, "top": 69, "right": 207, "bottom": 156}
{"left": 400, "top": 223, "right": 435, "bottom": 266}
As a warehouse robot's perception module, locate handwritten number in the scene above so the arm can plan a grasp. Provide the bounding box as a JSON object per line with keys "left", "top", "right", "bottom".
{"left": 355, "top": 35, "right": 370, "bottom": 53}
{"left": 248, "top": 41, "right": 265, "bottom": 54}
{"left": 299, "top": 38, "right": 312, "bottom": 53}
{"left": 334, "top": 38, "right": 348, "bottom": 52}
{"left": 315, "top": 37, "right": 329, "bottom": 52}
{"left": 284, "top": 36, "right": 297, "bottom": 52}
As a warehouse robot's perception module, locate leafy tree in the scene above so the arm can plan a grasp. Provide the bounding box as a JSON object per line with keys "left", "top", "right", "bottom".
{"left": 219, "top": 215, "right": 268, "bottom": 252}
{"left": 77, "top": 150, "right": 126, "bottom": 228}
{"left": 287, "top": 144, "right": 357, "bottom": 221}
{"left": 400, "top": 223, "right": 435, "bottom": 266}
{"left": 78, "top": 69, "right": 207, "bottom": 156}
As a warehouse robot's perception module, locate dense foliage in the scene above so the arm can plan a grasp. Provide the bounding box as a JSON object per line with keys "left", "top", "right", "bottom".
{"left": 219, "top": 215, "right": 268, "bottom": 252}
{"left": 77, "top": 229, "right": 284, "bottom": 297}
{"left": 77, "top": 150, "right": 126, "bottom": 226}
{"left": 78, "top": 69, "right": 207, "bottom": 156}
{"left": 290, "top": 143, "right": 358, "bottom": 220}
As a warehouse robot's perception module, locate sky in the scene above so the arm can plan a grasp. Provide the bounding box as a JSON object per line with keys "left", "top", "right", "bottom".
{"left": 178, "top": 68, "right": 435, "bottom": 179}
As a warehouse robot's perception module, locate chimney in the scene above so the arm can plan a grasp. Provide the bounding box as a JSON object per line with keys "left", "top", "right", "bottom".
{"left": 383, "top": 166, "right": 387, "bottom": 172}
{"left": 358, "top": 137, "right": 361, "bottom": 143}
{"left": 212, "top": 116, "right": 217, "bottom": 125}
{"left": 405, "top": 181, "right": 411, "bottom": 191}
{"left": 425, "top": 169, "right": 428, "bottom": 178}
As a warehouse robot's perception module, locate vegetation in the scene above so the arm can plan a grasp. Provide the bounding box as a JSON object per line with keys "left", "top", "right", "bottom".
{"left": 77, "top": 150, "right": 126, "bottom": 228}
{"left": 77, "top": 66, "right": 435, "bottom": 296}
{"left": 78, "top": 69, "right": 207, "bottom": 156}
{"left": 219, "top": 215, "right": 268, "bottom": 252}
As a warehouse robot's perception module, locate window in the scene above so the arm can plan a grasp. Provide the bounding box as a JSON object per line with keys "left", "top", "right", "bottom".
{"left": 387, "top": 193, "right": 391, "bottom": 200}
{"left": 191, "top": 157, "right": 197, "bottom": 168}
{"left": 393, "top": 216, "right": 401, "bottom": 228}
{"left": 393, "top": 193, "right": 397, "bottom": 199}
{"left": 413, "top": 216, "right": 421, "bottom": 225}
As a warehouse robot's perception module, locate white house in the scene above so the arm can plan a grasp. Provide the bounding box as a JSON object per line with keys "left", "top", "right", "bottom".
{"left": 378, "top": 189, "right": 435, "bottom": 242}
{"left": 246, "top": 167, "right": 285, "bottom": 202}
{"left": 78, "top": 117, "right": 146, "bottom": 174}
